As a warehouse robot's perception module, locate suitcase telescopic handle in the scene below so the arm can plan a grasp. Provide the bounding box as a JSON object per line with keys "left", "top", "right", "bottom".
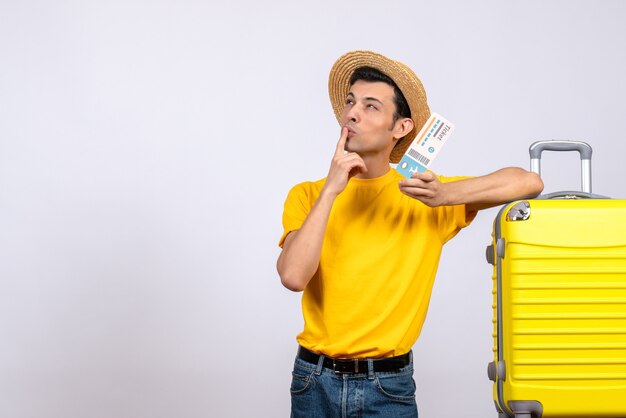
{"left": 529, "top": 140, "right": 593, "bottom": 193}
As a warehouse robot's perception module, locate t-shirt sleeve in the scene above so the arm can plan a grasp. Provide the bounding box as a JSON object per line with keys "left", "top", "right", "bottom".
{"left": 278, "top": 182, "right": 314, "bottom": 248}
{"left": 435, "top": 175, "right": 478, "bottom": 243}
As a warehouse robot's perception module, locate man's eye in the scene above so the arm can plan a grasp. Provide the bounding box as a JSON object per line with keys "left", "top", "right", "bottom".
{"left": 367, "top": 104, "right": 378, "bottom": 110}
{"left": 345, "top": 99, "right": 354, "bottom": 105}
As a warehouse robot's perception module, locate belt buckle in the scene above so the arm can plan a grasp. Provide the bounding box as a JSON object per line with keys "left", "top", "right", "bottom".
{"left": 333, "top": 358, "right": 359, "bottom": 374}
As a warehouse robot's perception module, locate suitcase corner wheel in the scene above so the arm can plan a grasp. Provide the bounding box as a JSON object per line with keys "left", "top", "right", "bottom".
{"left": 495, "top": 400, "right": 543, "bottom": 418}
{"left": 508, "top": 401, "right": 543, "bottom": 418}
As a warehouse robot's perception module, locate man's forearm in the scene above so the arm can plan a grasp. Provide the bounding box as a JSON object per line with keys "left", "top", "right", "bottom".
{"left": 277, "top": 190, "right": 337, "bottom": 292}
{"left": 398, "top": 167, "right": 543, "bottom": 210}
{"left": 447, "top": 168, "right": 544, "bottom": 211}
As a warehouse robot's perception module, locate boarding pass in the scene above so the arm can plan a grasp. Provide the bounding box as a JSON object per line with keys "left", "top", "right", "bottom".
{"left": 395, "top": 113, "right": 454, "bottom": 178}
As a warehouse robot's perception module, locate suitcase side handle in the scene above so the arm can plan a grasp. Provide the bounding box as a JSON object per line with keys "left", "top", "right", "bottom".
{"left": 529, "top": 140, "right": 593, "bottom": 193}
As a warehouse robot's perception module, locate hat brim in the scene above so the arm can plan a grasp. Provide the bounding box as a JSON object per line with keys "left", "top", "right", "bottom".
{"left": 328, "top": 50, "right": 431, "bottom": 164}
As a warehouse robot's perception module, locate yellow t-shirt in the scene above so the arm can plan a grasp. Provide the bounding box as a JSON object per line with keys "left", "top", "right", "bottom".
{"left": 279, "top": 169, "right": 475, "bottom": 358}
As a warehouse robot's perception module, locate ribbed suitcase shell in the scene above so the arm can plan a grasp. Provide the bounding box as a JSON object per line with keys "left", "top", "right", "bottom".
{"left": 491, "top": 198, "right": 626, "bottom": 417}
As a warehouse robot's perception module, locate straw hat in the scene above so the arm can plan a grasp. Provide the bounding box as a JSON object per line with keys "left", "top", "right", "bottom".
{"left": 328, "top": 50, "right": 431, "bottom": 163}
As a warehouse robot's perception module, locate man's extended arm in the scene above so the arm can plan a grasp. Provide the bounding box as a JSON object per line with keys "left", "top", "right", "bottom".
{"left": 277, "top": 128, "right": 367, "bottom": 292}
{"left": 398, "top": 168, "right": 544, "bottom": 212}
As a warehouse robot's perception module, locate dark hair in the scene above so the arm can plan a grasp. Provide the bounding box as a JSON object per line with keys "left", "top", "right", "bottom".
{"left": 349, "top": 66, "right": 411, "bottom": 123}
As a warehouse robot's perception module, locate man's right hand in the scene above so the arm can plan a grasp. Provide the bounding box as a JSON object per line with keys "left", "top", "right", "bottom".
{"left": 322, "top": 127, "right": 367, "bottom": 196}
{"left": 277, "top": 128, "right": 367, "bottom": 292}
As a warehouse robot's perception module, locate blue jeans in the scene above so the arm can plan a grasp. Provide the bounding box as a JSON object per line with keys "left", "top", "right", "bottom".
{"left": 290, "top": 352, "right": 418, "bottom": 417}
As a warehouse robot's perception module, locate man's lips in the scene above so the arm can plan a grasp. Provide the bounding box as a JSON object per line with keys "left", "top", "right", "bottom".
{"left": 345, "top": 126, "right": 357, "bottom": 137}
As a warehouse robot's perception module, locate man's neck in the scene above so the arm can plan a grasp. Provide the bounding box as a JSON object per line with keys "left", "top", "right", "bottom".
{"left": 354, "top": 155, "right": 392, "bottom": 179}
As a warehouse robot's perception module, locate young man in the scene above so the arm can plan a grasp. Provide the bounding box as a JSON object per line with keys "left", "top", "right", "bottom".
{"left": 277, "top": 50, "right": 543, "bottom": 417}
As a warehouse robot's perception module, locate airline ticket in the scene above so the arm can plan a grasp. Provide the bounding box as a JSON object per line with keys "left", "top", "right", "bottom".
{"left": 395, "top": 113, "right": 455, "bottom": 178}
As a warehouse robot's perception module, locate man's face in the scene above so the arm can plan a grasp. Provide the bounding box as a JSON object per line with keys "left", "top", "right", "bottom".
{"left": 340, "top": 80, "right": 398, "bottom": 157}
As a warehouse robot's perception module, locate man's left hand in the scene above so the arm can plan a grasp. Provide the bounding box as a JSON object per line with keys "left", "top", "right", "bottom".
{"left": 398, "top": 171, "right": 448, "bottom": 207}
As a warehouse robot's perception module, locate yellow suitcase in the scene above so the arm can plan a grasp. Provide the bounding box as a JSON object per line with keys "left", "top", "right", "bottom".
{"left": 487, "top": 141, "right": 626, "bottom": 418}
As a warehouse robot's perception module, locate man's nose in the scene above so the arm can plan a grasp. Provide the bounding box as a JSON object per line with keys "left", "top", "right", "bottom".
{"left": 344, "top": 105, "right": 360, "bottom": 123}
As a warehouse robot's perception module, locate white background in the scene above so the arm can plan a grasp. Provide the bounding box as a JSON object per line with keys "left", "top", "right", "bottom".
{"left": 1, "top": 1, "right": 625, "bottom": 417}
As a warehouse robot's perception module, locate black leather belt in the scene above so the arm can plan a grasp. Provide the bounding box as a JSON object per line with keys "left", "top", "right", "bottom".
{"left": 297, "top": 346, "right": 411, "bottom": 374}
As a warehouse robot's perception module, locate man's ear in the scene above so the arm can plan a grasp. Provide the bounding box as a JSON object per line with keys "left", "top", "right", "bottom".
{"left": 393, "top": 118, "right": 414, "bottom": 140}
